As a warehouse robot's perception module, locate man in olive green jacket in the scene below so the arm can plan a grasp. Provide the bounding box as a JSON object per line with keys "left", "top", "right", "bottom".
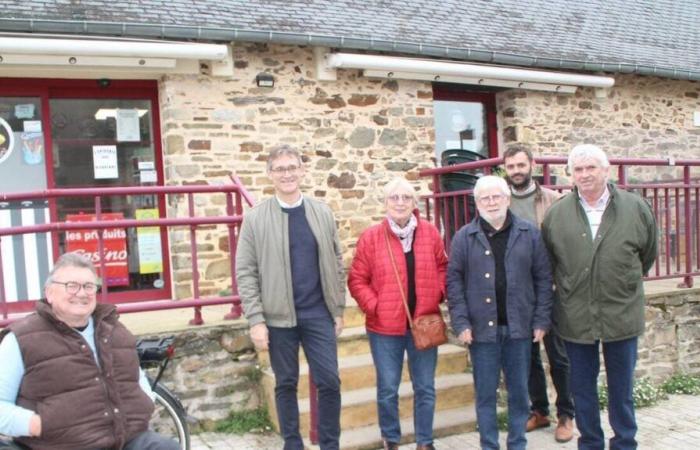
{"left": 542, "top": 144, "right": 657, "bottom": 450}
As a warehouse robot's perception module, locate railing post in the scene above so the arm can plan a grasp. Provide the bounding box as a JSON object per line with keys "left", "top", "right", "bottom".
{"left": 224, "top": 191, "right": 243, "bottom": 320}
{"left": 188, "top": 192, "right": 203, "bottom": 325}
{"left": 308, "top": 372, "right": 319, "bottom": 445}
{"left": 682, "top": 166, "right": 694, "bottom": 288}
{"left": 542, "top": 163, "right": 551, "bottom": 185}
{"left": 432, "top": 174, "right": 442, "bottom": 233}
{"left": 95, "top": 196, "right": 109, "bottom": 303}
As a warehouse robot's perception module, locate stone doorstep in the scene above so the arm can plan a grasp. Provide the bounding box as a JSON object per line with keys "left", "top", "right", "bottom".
{"left": 296, "top": 372, "right": 475, "bottom": 434}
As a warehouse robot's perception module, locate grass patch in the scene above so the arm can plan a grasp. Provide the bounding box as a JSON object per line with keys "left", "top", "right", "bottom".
{"left": 214, "top": 406, "right": 273, "bottom": 434}
{"left": 496, "top": 411, "right": 508, "bottom": 431}
{"left": 661, "top": 373, "right": 700, "bottom": 395}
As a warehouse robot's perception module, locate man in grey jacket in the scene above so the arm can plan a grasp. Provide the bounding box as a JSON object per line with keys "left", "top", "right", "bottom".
{"left": 236, "top": 145, "right": 345, "bottom": 450}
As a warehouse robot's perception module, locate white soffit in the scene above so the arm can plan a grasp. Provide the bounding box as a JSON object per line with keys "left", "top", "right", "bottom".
{"left": 0, "top": 36, "right": 233, "bottom": 78}
{"left": 322, "top": 51, "right": 615, "bottom": 93}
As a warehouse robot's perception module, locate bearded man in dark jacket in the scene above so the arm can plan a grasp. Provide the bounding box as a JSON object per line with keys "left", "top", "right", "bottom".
{"left": 0, "top": 252, "right": 179, "bottom": 450}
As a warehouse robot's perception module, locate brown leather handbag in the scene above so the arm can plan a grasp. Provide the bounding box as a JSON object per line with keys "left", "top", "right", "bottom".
{"left": 384, "top": 228, "right": 448, "bottom": 350}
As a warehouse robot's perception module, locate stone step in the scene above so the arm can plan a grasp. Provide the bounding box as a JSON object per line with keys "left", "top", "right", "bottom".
{"left": 291, "top": 343, "right": 468, "bottom": 397}
{"left": 296, "top": 372, "right": 475, "bottom": 434}
{"left": 336, "top": 405, "right": 479, "bottom": 450}
{"left": 257, "top": 325, "right": 370, "bottom": 368}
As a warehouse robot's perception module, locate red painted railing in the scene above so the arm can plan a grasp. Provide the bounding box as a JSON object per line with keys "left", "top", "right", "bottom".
{"left": 0, "top": 175, "right": 255, "bottom": 326}
{"left": 420, "top": 156, "right": 700, "bottom": 288}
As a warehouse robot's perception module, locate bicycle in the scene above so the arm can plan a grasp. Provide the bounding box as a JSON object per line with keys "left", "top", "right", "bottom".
{"left": 137, "top": 336, "right": 191, "bottom": 450}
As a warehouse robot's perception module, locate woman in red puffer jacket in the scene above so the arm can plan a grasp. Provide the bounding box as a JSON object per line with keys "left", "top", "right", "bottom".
{"left": 348, "top": 177, "right": 448, "bottom": 450}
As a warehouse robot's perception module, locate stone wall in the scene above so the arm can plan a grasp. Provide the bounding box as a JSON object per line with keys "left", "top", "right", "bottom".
{"left": 159, "top": 43, "right": 435, "bottom": 299}
{"left": 158, "top": 42, "right": 700, "bottom": 300}
{"left": 497, "top": 75, "right": 700, "bottom": 182}
{"left": 639, "top": 288, "right": 700, "bottom": 381}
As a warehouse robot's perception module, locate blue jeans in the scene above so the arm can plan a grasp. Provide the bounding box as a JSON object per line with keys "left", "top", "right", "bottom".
{"left": 368, "top": 331, "right": 438, "bottom": 446}
{"left": 268, "top": 317, "right": 341, "bottom": 450}
{"left": 565, "top": 337, "right": 638, "bottom": 450}
{"left": 529, "top": 332, "right": 575, "bottom": 418}
{"left": 469, "top": 326, "right": 531, "bottom": 450}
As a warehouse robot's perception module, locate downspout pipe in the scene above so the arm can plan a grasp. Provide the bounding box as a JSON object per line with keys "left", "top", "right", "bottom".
{"left": 0, "top": 18, "right": 697, "bottom": 82}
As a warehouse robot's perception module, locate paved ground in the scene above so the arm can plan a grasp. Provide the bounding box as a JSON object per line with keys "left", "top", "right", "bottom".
{"left": 190, "top": 394, "right": 700, "bottom": 449}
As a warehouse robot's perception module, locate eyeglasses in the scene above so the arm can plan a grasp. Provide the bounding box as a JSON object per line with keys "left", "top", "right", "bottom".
{"left": 477, "top": 194, "right": 506, "bottom": 204}
{"left": 51, "top": 280, "right": 100, "bottom": 295}
{"left": 387, "top": 194, "right": 414, "bottom": 203}
{"left": 269, "top": 165, "right": 302, "bottom": 174}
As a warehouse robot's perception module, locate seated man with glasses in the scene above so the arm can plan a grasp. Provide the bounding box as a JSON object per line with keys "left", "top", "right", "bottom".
{"left": 0, "top": 252, "right": 179, "bottom": 450}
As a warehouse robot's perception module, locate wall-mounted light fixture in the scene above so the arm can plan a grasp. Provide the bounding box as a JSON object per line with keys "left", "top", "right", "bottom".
{"left": 255, "top": 72, "right": 274, "bottom": 87}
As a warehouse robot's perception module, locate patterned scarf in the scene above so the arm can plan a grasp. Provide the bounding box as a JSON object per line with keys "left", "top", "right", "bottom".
{"left": 388, "top": 214, "right": 418, "bottom": 253}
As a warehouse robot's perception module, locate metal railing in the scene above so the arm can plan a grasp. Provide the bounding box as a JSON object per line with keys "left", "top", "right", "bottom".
{"left": 420, "top": 156, "right": 700, "bottom": 288}
{"left": 0, "top": 175, "right": 255, "bottom": 327}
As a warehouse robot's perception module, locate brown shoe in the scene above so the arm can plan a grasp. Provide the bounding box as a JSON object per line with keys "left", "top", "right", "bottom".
{"left": 416, "top": 445, "right": 436, "bottom": 450}
{"left": 555, "top": 416, "right": 574, "bottom": 443}
{"left": 526, "top": 411, "right": 551, "bottom": 432}
{"left": 383, "top": 440, "right": 399, "bottom": 450}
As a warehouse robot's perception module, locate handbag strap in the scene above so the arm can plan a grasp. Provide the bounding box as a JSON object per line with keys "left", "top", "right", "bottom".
{"left": 384, "top": 226, "right": 414, "bottom": 329}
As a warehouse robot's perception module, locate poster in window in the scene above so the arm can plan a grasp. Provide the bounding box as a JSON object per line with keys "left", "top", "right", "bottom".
{"left": 21, "top": 132, "right": 43, "bottom": 165}
{"left": 92, "top": 145, "right": 119, "bottom": 179}
{"left": 116, "top": 109, "right": 141, "bottom": 142}
{"left": 65, "top": 213, "right": 129, "bottom": 286}
{"left": 135, "top": 208, "right": 163, "bottom": 274}
{"left": 0, "top": 117, "right": 14, "bottom": 165}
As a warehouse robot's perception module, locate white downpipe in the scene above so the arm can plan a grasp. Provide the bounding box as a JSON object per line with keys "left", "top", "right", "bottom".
{"left": 0, "top": 37, "right": 228, "bottom": 60}
{"left": 327, "top": 53, "right": 615, "bottom": 88}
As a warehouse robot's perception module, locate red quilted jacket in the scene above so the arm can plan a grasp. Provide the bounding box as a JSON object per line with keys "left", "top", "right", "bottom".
{"left": 348, "top": 212, "right": 448, "bottom": 335}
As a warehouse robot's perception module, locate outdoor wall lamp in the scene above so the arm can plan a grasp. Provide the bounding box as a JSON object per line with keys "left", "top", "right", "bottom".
{"left": 255, "top": 72, "right": 275, "bottom": 87}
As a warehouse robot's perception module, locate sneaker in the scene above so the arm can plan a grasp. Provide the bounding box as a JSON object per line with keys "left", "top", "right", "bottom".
{"left": 526, "top": 411, "right": 551, "bottom": 432}
{"left": 555, "top": 416, "right": 574, "bottom": 443}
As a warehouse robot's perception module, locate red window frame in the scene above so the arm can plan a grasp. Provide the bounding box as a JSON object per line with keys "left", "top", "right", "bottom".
{"left": 432, "top": 84, "right": 499, "bottom": 158}
{"left": 0, "top": 78, "right": 171, "bottom": 308}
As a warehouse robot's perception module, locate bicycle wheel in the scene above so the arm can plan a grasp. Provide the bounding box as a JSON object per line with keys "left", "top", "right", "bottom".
{"left": 151, "top": 383, "right": 190, "bottom": 450}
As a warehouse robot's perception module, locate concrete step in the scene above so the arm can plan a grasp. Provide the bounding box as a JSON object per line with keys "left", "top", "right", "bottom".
{"left": 297, "top": 372, "right": 475, "bottom": 434}
{"left": 337, "top": 405, "right": 479, "bottom": 450}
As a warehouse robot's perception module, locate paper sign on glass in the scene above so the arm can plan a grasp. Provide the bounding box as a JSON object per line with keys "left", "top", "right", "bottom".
{"left": 23, "top": 120, "right": 42, "bottom": 133}
{"left": 135, "top": 208, "right": 163, "bottom": 274}
{"left": 116, "top": 109, "right": 141, "bottom": 142}
{"left": 93, "top": 145, "right": 119, "bottom": 179}
{"left": 14, "top": 104, "right": 35, "bottom": 119}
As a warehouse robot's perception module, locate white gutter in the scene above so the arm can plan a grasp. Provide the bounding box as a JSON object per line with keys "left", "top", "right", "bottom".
{"left": 327, "top": 52, "right": 615, "bottom": 89}
{"left": 0, "top": 36, "right": 228, "bottom": 60}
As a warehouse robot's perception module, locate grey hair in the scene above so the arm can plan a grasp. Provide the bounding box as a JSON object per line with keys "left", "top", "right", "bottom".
{"left": 568, "top": 144, "right": 610, "bottom": 172}
{"left": 44, "top": 252, "right": 98, "bottom": 289}
{"left": 383, "top": 177, "right": 419, "bottom": 204}
{"left": 266, "top": 145, "right": 303, "bottom": 171}
{"left": 473, "top": 175, "right": 511, "bottom": 199}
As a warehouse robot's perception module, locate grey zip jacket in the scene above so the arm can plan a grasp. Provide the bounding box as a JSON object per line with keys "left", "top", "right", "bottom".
{"left": 236, "top": 196, "right": 346, "bottom": 327}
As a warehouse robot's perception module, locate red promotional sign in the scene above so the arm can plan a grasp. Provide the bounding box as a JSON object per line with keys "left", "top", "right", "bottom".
{"left": 65, "top": 213, "right": 129, "bottom": 287}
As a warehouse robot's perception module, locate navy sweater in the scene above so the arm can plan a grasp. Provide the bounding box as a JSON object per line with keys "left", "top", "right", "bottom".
{"left": 282, "top": 203, "right": 330, "bottom": 320}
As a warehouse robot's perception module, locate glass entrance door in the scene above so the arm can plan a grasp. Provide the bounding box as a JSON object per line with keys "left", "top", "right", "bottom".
{"left": 50, "top": 97, "right": 166, "bottom": 294}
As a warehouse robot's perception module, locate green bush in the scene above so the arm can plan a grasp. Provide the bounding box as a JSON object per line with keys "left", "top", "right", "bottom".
{"left": 214, "top": 407, "right": 273, "bottom": 434}
{"left": 661, "top": 373, "right": 700, "bottom": 395}
{"left": 598, "top": 378, "right": 666, "bottom": 410}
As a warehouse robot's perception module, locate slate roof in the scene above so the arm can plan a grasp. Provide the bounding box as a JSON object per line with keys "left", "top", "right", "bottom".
{"left": 1, "top": 0, "right": 699, "bottom": 79}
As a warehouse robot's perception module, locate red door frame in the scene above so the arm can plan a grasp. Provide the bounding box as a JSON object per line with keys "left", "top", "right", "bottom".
{"left": 432, "top": 84, "right": 500, "bottom": 158}
{"left": 0, "top": 78, "right": 171, "bottom": 305}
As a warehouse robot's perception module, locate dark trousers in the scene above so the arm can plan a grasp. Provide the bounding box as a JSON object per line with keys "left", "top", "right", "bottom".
{"left": 0, "top": 431, "right": 179, "bottom": 450}
{"left": 528, "top": 332, "right": 575, "bottom": 418}
{"left": 268, "top": 317, "right": 341, "bottom": 450}
{"left": 565, "top": 337, "right": 638, "bottom": 450}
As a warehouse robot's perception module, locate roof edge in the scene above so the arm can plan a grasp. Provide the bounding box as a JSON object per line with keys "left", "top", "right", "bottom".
{"left": 0, "top": 18, "right": 698, "bottom": 82}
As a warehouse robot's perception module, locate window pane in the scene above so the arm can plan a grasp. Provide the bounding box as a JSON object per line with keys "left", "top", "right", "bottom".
{"left": 434, "top": 100, "right": 489, "bottom": 158}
